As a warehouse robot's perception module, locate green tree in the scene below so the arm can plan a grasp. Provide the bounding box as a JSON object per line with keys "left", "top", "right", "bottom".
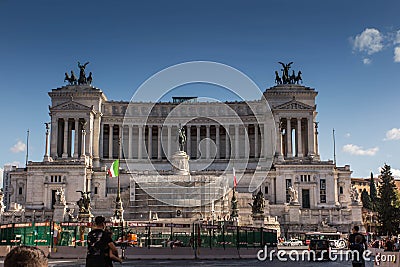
{"left": 369, "top": 172, "right": 377, "bottom": 211}
{"left": 361, "top": 188, "right": 371, "bottom": 209}
{"left": 377, "top": 164, "right": 400, "bottom": 235}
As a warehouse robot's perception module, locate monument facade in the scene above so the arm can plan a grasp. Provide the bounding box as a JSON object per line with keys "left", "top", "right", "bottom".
{"left": 1, "top": 62, "right": 363, "bottom": 237}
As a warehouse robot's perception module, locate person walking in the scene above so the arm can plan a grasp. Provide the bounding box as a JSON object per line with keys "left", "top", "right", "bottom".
{"left": 348, "top": 226, "right": 367, "bottom": 248}
{"left": 86, "top": 216, "right": 122, "bottom": 267}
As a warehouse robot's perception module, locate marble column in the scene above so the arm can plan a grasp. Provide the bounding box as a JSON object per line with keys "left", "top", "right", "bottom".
{"left": 254, "top": 124, "right": 259, "bottom": 158}
{"left": 286, "top": 118, "right": 292, "bottom": 157}
{"left": 235, "top": 124, "right": 239, "bottom": 159}
{"left": 264, "top": 123, "right": 269, "bottom": 159}
{"left": 297, "top": 118, "right": 303, "bottom": 157}
{"left": 307, "top": 117, "right": 315, "bottom": 156}
{"left": 314, "top": 120, "right": 319, "bottom": 157}
{"left": 81, "top": 126, "right": 86, "bottom": 158}
{"left": 244, "top": 124, "right": 249, "bottom": 158}
{"left": 206, "top": 125, "right": 210, "bottom": 159}
{"left": 62, "top": 119, "right": 69, "bottom": 158}
{"left": 216, "top": 125, "right": 220, "bottom": 159}
{"left": 118, "top": 125, "right": 123, "bottom": 159}
{"left": 50, "top": 118, "right": 58, "bottom": 158}
{"left": 225, "top": 125, "right": 230, "bottom": 159}
{"left": 157, "top": 126, "right": 162, "bottom": 160}
{"left": 148, "top": 125, "right": 152, "bottom": 159}
{"left": 275, "top": 119, "right": 283, "bottom": 158}
{"left": 128, "top": 125, "right": 133, "bottom": 159}
{"left": 73, "top": 119, "right": 79, "bottom": 158}
{"left": 187, "top": 125, "right": 191, "bottom": 157}
{"left": 108, "top": 124, "right": 113, "bottom": 159}
{"left": 167, "top": 125, "right": 171, "bottom": 158}
{"left": 196, "top": 125, "right": 201, "bottom": 159}
{"left": 138, "top": 125, "right": 143, "bottom": 159}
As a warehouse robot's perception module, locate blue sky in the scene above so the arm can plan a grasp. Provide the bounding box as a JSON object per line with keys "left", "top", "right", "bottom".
{"left": 1, "top": 0, "right": 400, "bottom": 182}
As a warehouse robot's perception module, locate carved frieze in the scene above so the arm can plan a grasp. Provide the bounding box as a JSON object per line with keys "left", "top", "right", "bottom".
{"left": 274, "top": 100, "right": 314, "bottom": 111}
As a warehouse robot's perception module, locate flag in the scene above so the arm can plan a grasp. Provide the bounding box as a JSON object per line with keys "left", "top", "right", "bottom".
{"left": 233, "top": 167, "right": 237, "bottom": 188}
{"left": 108, "top": 160, "right": 119, "bottom": 178}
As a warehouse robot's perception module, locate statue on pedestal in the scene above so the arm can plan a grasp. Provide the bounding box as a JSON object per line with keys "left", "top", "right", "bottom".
{"left": 230, "top": 189, "right": 239, "bottom": 218}
{"left": 350, "top": 185, "right": 360, "bottom": 203}
{"left": 178, "top": 125, "right": 186, "bottom": 152}
{"left": 288, "top": 186, "right": 299, "bottom": 204}
{"left": 249, "top": 189, "right": 265, "bottom": 215}
{"left": 76, "top": 191, "right": 91, "bottom": 213}
{"left": 55, "top": 187, "right": 66, "bottom": 205}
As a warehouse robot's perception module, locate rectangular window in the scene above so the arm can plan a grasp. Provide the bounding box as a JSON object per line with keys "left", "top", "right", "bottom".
{"left": 94, "top": 187, "right": 98, "bottom": 195}
{"left": 320, "top": 179, "right": 326, "bottom": 203}
{"left": 286, "top": 179, "right": 292, "bottom": 203}
{"left": 265, "top": 186, "right": 269, "bottom": 195}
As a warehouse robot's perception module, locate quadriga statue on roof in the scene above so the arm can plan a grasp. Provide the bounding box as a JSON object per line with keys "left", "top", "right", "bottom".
{"left": 274, "top": 62, "right": 303, "bottom": 85}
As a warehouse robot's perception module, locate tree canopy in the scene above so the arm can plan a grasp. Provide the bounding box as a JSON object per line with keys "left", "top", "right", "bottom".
{"left": 377, "top": 164, "right": 400, "bottom": 235}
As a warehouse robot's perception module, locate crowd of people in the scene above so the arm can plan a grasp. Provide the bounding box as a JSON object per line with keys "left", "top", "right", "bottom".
{"left": 369, "top": 236, "right": 400, "bottom": 251}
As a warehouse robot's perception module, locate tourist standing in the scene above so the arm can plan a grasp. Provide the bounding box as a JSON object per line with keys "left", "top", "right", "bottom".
{"left": 86, "top": 216, "right": 122, "bottom": 267}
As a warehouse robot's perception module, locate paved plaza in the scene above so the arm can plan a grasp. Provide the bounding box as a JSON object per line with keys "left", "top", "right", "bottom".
{"left": 0, "top": 258, "right": 375, "bottom": 267}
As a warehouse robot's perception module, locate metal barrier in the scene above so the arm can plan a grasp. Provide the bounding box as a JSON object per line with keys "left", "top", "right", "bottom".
{"left": 0, "top": 221, "right": 277, "bottom": 249}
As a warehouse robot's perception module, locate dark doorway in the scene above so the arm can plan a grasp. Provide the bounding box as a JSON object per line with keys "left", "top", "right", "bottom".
{"left": 51, "top": 190, "right": 57, "bottom": 209}
{"left": 302, "top": 189, "right": 310, "bottom": 209}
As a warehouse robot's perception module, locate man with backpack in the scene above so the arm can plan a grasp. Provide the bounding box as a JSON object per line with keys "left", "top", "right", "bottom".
{"left": 86, "top": 216, "right": 122, "bottom": 267}
{"left": 348, "top": 226, "right": 367, "bottom": 267}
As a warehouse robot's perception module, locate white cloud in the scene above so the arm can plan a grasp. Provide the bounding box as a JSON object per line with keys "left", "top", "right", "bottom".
{"left": 353, "top": 28, "right": 384, "bottom": 55}
{"left": 10, "top": 140, "right": 26, "bottom": 153}
{"left": 394, "top": 47, "right": 400, "bottom": 62}
{"left": 362, "top": 58, "right": 372, "bottom": 64}
{"left": 385, "top": 128, "right": 400, "bottom": 140}
{"left": 392, "top": 168, "right": 400, "bottom": 179}
{"left": 342, "top": 144, "right": 379, "bottom": 156}
{"left": 345, "top": 133, "right": 351, "bottom": 138}
{"left": 394, "top": 30, "right": 400, "bottom": 45}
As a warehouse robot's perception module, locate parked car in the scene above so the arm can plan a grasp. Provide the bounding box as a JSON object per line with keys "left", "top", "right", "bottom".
{"left": 309, "top": 239, "right": 330, "bottom": 260}
{"left": 282, "top": 238, "right": 303, "bottom": 246}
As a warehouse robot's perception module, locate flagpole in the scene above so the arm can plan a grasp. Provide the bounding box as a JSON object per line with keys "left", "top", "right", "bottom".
{"left": 115, "top": 137, "right": 123, "bottom": 218}
{"left": 25, "top": 129, "right": 30, "bottom": 167}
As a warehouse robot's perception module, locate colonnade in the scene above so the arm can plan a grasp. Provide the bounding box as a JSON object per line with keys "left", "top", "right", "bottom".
{"left": 275, "top": 117, "right": 316, "bottom": 158}
{"left": 99, "top": 123, "right": 270, "bottom": 160}
{"left": 50, "top": 118, "right": 88, "bottom": 159}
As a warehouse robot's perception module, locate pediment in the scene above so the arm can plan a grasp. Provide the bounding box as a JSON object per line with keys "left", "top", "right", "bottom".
{"left": 50, "top": 101, "right": 93, "bottom": 111}
{"left": 274, "top": 99, "right": 314, "bottom": 110}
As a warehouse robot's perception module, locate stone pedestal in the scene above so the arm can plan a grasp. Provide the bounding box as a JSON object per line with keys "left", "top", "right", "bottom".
{"left": 171, "top": 151, "right": 190, "bottom": 175}
{"left": 252, "top": 214, "right": 265, "bottom": 227}
{"left": 53, "top": 204, "right": 67, "bottom": 222}
{"left": 78, "top": 211, "right": 93, "bottom": 223}
{"left": 350, "top": 202, "right": 365, "bottom": 232}
{"left": 288, "top": 204, "right": 301, "bottom": 223}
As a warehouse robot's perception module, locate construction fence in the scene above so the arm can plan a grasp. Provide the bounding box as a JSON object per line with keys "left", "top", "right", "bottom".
{"left": 0, "top": 221, "right": 277, "bottom": 249}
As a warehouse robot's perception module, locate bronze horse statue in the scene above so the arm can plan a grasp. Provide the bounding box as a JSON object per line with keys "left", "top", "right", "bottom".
{"left": 64, "top": 71, "right": 77, "bottom": 85}
{"left": 274, "top": 71, "right": 282, "bottom": 84}
{"left": 294, "top": 71, "right": 303, "bottom": 84}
